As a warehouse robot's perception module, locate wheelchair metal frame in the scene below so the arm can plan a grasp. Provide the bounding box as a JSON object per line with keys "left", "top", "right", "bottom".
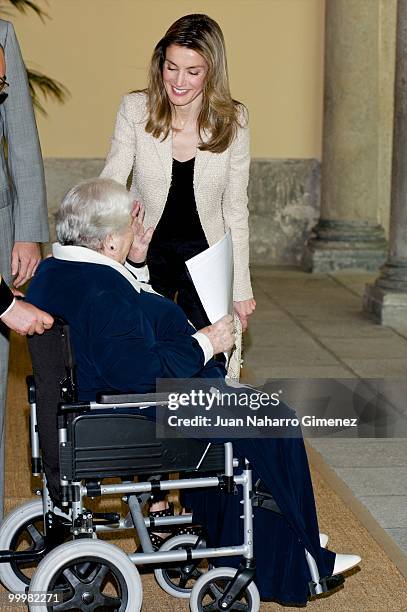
{"left": 0, "top": 320, "right": 327, "bottom": 611}
{"left": 2, "top": 376, "right": 262, "bottom": 609}
{"left": 35, "top": 392, "right": 324, "bottom": 598}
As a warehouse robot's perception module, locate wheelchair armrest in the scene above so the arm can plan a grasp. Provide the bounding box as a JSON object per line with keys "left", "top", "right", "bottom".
{"left": 58, "top": 401, "right": 91, "bottom": 414}
{"left": 58, "top": 393, "right": 170, "bottom": 414}
{"left": 96, "top": 392, "right": 170, "bottom": 406}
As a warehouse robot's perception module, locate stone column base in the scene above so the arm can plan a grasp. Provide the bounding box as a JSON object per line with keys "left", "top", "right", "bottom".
{"left": 303, "top": 220, "right": 387, "bottom": 273}
{"left": 363, "top": 284, "right": 407, "bottom": 327}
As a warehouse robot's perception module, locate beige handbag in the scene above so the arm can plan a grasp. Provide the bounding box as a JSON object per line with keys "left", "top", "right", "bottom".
{"left": 226, "top": 314, "right": 243, "bottom": 381}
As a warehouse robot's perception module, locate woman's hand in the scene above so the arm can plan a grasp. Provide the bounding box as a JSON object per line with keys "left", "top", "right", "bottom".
{"left": 233, "top": 298, "right": 256, "bottom": 332}
{"left": 127, "top": 201, "right": 154, "bottom": 264}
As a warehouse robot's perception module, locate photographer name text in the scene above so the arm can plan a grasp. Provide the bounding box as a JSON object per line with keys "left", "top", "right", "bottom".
{"left": 167, "top": 415, "right": 358, "bottom": 428}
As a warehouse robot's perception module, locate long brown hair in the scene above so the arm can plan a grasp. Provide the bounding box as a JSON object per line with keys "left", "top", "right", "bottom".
{"left": 143, "top": 14, "right": 246, "bottom": 153}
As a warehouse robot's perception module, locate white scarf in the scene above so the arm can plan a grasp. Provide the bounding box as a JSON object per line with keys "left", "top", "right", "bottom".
{"left": 52, "top": 243, "right": 156, "bottom": 294}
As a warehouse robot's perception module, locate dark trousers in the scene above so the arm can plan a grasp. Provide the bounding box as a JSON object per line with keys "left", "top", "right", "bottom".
{"left": 201, "top": 435, "right": 336, "bottom": 603}
{"left": 176, "top": 380, "right": 336, "bottom": 604}
{"left": 147, "top": 238, "right": 210, "bottom": 330}
{"left": 146, "top": 238, "right": 211, "bottom": 502}
{"left": 117, "top": 377, "right": 336, "bottom": 604}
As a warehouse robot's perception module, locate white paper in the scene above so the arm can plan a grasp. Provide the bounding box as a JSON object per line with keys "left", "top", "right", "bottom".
{"left": 185, "top": 230, "right": 233, "bottom": 324}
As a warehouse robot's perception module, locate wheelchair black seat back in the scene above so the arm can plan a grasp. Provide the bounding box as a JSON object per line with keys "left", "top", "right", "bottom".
{"left": 27, "top": 318, "right": 76, "bottom": 502}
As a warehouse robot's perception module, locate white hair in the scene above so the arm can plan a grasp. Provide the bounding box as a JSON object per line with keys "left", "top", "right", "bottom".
{"left": 56, "top": 178, "right": 133, "bottom": 250}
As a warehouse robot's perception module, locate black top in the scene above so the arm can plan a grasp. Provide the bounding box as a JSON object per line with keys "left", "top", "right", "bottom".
{"left": 153, "top": 158, "right": 207, "bottom": 242}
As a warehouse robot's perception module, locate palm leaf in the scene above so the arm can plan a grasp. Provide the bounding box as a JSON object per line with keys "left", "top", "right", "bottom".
{"left": 0, "top": 0, "right": 47, "bottom": 21}
{"left": 27, "top": 69, "right": 69, "bottom": 115}
{"left": 0, "top": 1, "right": 69, "bottom": 114}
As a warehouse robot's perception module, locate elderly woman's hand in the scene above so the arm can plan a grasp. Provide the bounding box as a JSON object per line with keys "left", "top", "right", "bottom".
{"left": 199, "top": 314, "right": 234, "bottom": 355}
{"left": 127, "top": 201, "right": 154, "bottom": 264}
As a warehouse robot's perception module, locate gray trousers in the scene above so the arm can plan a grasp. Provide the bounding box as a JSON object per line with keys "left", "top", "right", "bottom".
{"left": 0, "top": 324, "right": 9, "bottom": 521}
{"left": 0, "top": 209, "right": 13, "bottom": 522}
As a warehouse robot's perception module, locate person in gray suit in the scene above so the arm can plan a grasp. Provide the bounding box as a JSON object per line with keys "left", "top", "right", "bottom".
{"left": 0, "top": 19, "right": 49, "bottom": 519}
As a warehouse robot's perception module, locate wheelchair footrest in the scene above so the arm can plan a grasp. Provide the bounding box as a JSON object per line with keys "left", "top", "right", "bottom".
{"left": 252, "top": 479, "right": 282, "bottom": 514}
{"left": 92, "top": 512, "right": 121, "bottom": 525}
{"left": 309, "top": 573, "right": 345, "bottom": 597}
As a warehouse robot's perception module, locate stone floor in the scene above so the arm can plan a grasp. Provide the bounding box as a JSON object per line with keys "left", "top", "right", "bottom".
{"left": 243, "top": 267, "right": 407, "bottom": 557}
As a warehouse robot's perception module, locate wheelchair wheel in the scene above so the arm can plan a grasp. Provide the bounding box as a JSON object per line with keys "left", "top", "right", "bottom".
{"left": 0, "top": 499, "right": 45, "bottom": 593}
{"left": 190, "top": 567, "right": 260, "bottom": 612}
{"left": 28, "top": 539, "right": 142, "bottom": 612}
{"left": 154, "top": 534, "right": 210, "bottom": 598}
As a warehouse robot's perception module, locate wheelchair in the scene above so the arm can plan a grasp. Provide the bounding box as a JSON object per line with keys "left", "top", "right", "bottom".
{"left": 0, "top": 319, "right": 329, "bottom": 611}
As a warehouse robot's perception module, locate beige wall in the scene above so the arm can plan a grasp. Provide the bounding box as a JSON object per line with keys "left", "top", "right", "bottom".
{"left": 9, "top": 0, "right": 325, "bottom": 159}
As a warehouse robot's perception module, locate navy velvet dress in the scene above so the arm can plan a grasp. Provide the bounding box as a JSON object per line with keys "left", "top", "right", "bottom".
{"left": 27, "top": 257, "right": 335, "bottom": 604}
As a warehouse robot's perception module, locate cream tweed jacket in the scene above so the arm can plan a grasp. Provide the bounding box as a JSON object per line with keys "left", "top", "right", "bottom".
{"left": 101, "top": 92, "right": 253, "bottom": 302}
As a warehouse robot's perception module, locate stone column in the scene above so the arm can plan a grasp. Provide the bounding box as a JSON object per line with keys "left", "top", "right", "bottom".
{"left": 303, "top": 0, "right": 387, "bottom": 272}
{"left": 378, "top": 0, "right": 398, "bottom": 235}
{"left": 364, "top": 0, "right": 407, "bottom": 326}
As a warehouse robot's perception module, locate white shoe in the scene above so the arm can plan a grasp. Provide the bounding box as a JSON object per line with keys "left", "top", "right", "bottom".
{"left": 319, "top": 533, "right": 328, "bottom": 548}
{"left": 333, "top": 553, "right": 361, "bottom": 575}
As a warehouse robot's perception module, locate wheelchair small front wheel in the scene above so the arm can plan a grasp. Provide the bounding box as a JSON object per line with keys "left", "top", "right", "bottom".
{"left": 28, "top": 539, "right": 142, "bottom": 612}
{"left": 154, "top": 534, "right": 210, "bottom": 598}
{"left": 189, "top": 567, "right": 260, "bottom": 612}
{"left": 0, "top": 499, "right": 45, "bottom": 593}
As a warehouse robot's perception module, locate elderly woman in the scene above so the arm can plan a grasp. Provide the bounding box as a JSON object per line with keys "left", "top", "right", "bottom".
{"left": 26, "top": 178, "right": 360, "bottom": 606}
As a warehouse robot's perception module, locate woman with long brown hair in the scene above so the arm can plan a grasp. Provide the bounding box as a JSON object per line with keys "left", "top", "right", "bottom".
{"left": 101, "top": 13, "right": 256, "bottom": 333}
